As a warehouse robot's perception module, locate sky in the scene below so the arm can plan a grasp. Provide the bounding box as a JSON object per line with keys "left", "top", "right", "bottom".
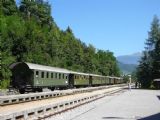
{"left": 48, "top": 0, "right": 160, "bottom": 56}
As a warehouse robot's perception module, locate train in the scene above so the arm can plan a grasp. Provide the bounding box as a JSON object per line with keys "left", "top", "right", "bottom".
{"left": 9, "top": 62, "right": 124, "bottom": 93}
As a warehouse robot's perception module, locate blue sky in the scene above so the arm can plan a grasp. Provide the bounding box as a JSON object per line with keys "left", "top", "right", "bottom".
{"left": 49, "top": 0, "right": 160, "bottom": 56}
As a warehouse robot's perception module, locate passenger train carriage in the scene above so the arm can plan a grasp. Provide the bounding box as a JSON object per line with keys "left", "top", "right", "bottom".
{"left": 10, "top": 62, "right": 124, "bottom": 93}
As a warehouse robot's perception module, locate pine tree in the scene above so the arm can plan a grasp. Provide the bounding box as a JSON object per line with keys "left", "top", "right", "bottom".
{"left": 152, "top": 31, "right": 160, "bottom": 80}
{"left": 137, "top": 16, "right": 160, "bottom": 88}
{"left": 145, "top": 16, "right": 160, "bottom": 50}
{"left": 1, "top": 0, "right": 17, "bottom": 16}
{"left": 137, "top": 51, "right": 152, "bottom": 88}
{"left": 19, "top": 0, "right": 52, "bottom": 27}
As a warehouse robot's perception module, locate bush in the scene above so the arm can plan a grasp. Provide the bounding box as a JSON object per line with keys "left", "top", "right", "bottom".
{"left": 0, "top": 79, "right": 10, "bottom": 89}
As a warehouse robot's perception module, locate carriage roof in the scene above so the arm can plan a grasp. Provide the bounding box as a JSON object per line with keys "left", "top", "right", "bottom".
{"left": 10, "top": 62, "right": 71, "bottom": 74}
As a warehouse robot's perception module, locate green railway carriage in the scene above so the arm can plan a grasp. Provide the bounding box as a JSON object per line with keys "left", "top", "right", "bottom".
{"left": 90, "top": 75, "right": 112, "bottom": 85}
{"left": 101, "top": 76, "right": 106, "bottom": 84}
{"left": 114, "top": 77, "right": 120, "bottom": 84}
{"left": 108, "top": 76, "right": 115, "bottom": 84}
{"left": 10, "top": 62, "right": 70, "bottom": 93}
{"left": 112, "top": 77, "right": 116, "bottom": 84}
{"left": 90, "top": 74, "right": 104, "bottom": 86}
{"left": 69, "top": 72, "right": 90, "bottom": 87}
{"left": 10, "top": 62, "right": 124, "bottom": 93}
{"left": 111, "top": 77, "right": 123, "bottom": 84}
{"left": 105, "top": 76, "right": 110, "bottom": 84}
{"left": 112, "top": 77, "right": 118, "bottom": 84}
{"left": 118, "top": 77, "right": 124, "bottom": 84}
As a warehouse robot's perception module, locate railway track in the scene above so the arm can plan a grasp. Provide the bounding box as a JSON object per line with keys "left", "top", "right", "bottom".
{"left": 0, "top": 84, "right": 128, "bottom": 120}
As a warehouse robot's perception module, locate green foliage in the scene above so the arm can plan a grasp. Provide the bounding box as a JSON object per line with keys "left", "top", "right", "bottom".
{"left": 152, "top": 30, "right": 160, "bottom": 79}
{"left": 0, "top": 79, "right": 10, "bottom": 89}
{"left": 118, "top": 62, "right": 137, "bottom": 74}
{"left": 1, "top": 0, "right": 17, "bottom": 16}
{"left": 122, "top": 75, "right": 130, "bottom": 83}
{"left": 131, "top": 71, "right": 137, "bottom": 82}
{"left": 0, "top": 0, "right": 120, "bottom": 88}
{"left": 137, "top": 16, "right": 160, "bottom": 89}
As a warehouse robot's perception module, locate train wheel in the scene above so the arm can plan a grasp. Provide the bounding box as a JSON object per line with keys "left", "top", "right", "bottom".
{"left": 50, "top": 87, "right": 55, "bottom": 91}
{"left": 37, "top": 88, "right": 42, "bottom": 92}
{"left": 19, "top": 89, "right": 25, "bottom": 94}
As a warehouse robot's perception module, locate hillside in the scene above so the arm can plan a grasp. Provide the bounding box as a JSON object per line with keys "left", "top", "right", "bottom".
{"left": 116, "top": 52, "right": 141, "bottom": 74}
{"left": 117, "top": 52, "right": 142, "bottom": 65}
{"left": 117, "top": 62, "right": 137, "bottom": 74}
{"left": 1, "top": 0, "right": 120, "bottom": 81}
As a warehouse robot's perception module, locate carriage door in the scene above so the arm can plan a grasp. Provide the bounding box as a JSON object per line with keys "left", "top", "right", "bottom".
{"left": 69, "top": 74, "right": 74, "bottom": 88}
{"left": 89, "top": 76, "right": 92, "bottom": 86}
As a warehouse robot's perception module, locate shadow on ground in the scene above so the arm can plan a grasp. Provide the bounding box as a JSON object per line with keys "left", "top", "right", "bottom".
{"left": 102, "top": 117, "right": 125, "bottom": 119}
{"left": 157, "top": 96, "right": 160, "bottom": 100}
{"left": 102, "top": 113, "right": 160, "bottom": 120}
{"left": 138, "top": 113, "right": 160, "bottom": 120}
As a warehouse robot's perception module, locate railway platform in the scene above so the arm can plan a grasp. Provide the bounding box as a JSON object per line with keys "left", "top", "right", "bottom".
{"left": 0, "top": 85, "right": 126, "bottom": 120}
{"left": 50, "top": 89, "right": 160, "bottom": 120}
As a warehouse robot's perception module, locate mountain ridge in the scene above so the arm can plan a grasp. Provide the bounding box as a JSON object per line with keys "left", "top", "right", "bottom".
{"left": 116, "top": 52, "right": 142, "bottom": 74}
{"left": 117, "top": 52, "right": 142, "bottom": 65}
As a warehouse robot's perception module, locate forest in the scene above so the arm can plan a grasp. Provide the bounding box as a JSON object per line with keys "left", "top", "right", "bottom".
{"left": 0, "top": 0, "right": 120, "bottom": 88}
{"left": 136, "top": 16, "right": 160, "bottom": 89}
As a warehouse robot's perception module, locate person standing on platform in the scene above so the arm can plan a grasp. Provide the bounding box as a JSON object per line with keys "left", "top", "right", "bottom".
{"left": 135, "top": 82, "right": 138, "bottom": 88}
{"left": 128, "top": 75, "right": 132, "bottom": 91}
{"left": 128, "top": 82, "right": 131, "bottom": 91}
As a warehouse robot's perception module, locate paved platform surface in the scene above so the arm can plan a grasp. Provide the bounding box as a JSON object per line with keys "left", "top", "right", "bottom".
{"left": 48, "top": 89, "right": 160, "bottom": 120}
{"left": 0, "top": 87, "right": 121, "bottom": 115}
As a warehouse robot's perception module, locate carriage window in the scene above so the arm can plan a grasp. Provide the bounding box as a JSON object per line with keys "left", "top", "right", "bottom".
{"left": 41, "top": 72, "right": 44, "bottom": 78}
{"left": 36, "top": 71, "right": 39, "bottom": 77}
{"left": 46, "top": 72, "right": 49, "bottom": 78}
{"left": 55, "top": 73, "right": 57, "bottom": 79}
{"left": 36, "top": 71, "right": 39, "bottom": 75}
{"left": 63, "top": 74, "right": 64, "bottom": 79}
{"left": 59, "top": 74, "right": 61, "bottom": 79}
{"left": 51, "top": 73, "right": 53, "bottom": 78}
{"left": 66, "top": 75, "right": 68, "bottom": 79}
